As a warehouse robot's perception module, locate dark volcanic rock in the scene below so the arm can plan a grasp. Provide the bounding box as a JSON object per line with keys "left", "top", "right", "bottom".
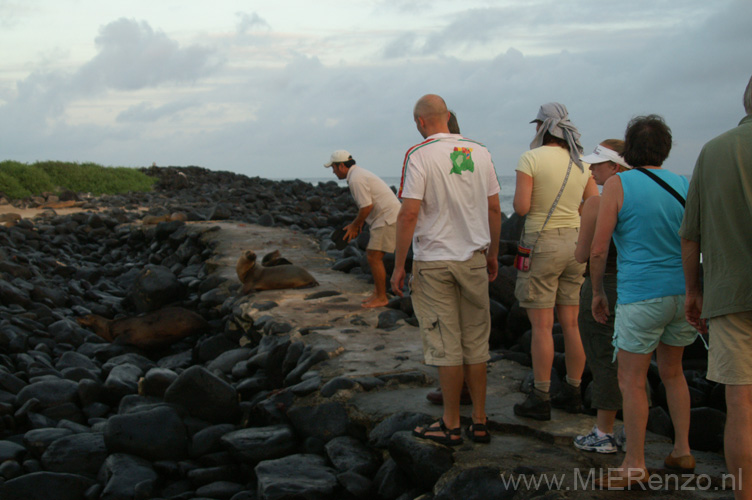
{"left": 190, "top": 423, "right": 237, "bottom": 458}
{"left": 255, "top": 454, "right": 338, "bottom": 500}
{"left": 23, "top": 428, "right": 74, "bottom": 458}
{"left": 388, "top": 430, "right": 454, "bottom": 490}
{"left": 0, "top": 439, "right": 27, "bottom": 462}
{"left": 369, "top": 412, "right": 435, "bottom": 448}
{"left": 373, "top": 457, "right": 413, "bottom": 500}
{"left": 377, "top": 309, "right": 409, "bottom": 329}
{"left": 221, "top": 425, "right": 297, "bottom": 463}
{"left": 435, "top": 466, "right": 516, "bottom": 500}
{"left": 104, "top": 405, "right": 189, "bottom": 461}
{"left": 16, "top": 378, "right": 79, "bottom": 411}
{"left": 40, "top": 433, "right": 107, "bottom": 475}
{"left": 100, "top": 453, "right": 158, "bottom": 500}
{"left": 0, "top": 471, "right": 97, "bottom": 500}
{"left": 163, "top": 365, "right": 240, "bottom": 423}
{"left": 139, "top": 367, "right": 178, "bottom": 398}
{"left": 287, "top": 401, "right": 351, "bottom": 443}
{"left": 128, "top": 264, "right": 187, "bottom": 312}
{"left": 324, "top": 435, "right": 380, "bottom": 476}
{"left": 320, "top": 376, "right": 358, "bottom": 397}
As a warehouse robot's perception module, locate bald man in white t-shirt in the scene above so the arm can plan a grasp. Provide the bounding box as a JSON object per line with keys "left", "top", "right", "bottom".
{"left": 391, "top": 94, "right": 501, "bottom": 445}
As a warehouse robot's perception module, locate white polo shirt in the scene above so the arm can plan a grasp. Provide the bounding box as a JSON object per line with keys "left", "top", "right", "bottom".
{"left": 346, "top": 165, "right": 401, "bottom": 229}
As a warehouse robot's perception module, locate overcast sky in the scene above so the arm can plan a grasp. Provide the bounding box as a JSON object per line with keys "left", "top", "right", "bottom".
{"left": 1, "top": 0, "right": 750, "bottom": 183}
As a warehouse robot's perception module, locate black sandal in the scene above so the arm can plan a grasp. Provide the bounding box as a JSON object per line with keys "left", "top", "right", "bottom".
{"left": 465, "top": 421, "right": 491, "bottom": 443}
{"left": 412, "top": 418, "right": 463, "bottom": 446}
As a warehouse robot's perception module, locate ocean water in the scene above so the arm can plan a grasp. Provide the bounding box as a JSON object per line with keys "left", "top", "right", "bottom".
{"left": 291, "top": 174, "right": 518, "bottom": 217}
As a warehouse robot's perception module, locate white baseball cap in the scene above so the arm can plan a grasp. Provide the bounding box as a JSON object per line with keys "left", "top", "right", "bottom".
{"left": 324, "top": 150, "right": 352, "bottom": 167}
{"left": 581, "top": 144, "right": 631, "bottom": 169}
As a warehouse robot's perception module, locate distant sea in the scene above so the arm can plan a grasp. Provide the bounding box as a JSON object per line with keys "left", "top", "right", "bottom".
{"left": 282, "top": 175, "right": 518, "bottom": 217}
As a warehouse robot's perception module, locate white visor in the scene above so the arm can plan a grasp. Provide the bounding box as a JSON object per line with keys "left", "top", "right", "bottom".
{"left": 580, "top": 145, "right": 631, "bottom": 169}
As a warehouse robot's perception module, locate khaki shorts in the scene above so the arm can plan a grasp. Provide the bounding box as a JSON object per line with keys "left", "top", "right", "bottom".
{"left": 514, "top": 228, "right": 585, "bottom": 308}
{"left": 707, "top": 311, "right": 752, "bottom": 385}
{"left": 410, "top": 252, "right": 491, "bottom": 366}
{"left": 367, "top": 223, "right": 396, "bottom": 253}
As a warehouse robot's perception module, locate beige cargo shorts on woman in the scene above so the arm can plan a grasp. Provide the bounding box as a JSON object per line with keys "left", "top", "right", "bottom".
{"left": 514, "top": 227, "right": 585, "bottom": 309}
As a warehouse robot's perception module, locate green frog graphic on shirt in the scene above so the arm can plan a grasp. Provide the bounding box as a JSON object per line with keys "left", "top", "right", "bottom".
{"left": 449, "top": 147, "right": 474, "bottom": 175}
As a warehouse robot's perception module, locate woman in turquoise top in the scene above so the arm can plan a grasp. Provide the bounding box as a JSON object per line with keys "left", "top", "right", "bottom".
{"left": 589, "top": 115, "right": 697, "bottom": 488}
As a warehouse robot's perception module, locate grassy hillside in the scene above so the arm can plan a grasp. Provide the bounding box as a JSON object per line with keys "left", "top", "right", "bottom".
{"left": 0, "top": 160, "right": 156, "bottom": 200}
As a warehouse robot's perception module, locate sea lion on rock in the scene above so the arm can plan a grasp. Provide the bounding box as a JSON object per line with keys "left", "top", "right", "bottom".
{"left": 236, "top": 250, "right": 318, "bottom": 294}
{"left": 77, "top": 307, "right": 209, "bottom": 350}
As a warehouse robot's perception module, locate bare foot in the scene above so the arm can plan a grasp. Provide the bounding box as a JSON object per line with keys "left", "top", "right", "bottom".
{"left": 362, "top": 297, "right": 389, "bottom": 308}
{"left": 361, "top": 294, "right": 376, "bottom": 304}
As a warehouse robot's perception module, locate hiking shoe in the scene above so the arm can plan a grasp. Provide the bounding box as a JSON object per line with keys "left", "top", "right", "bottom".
{"left": 574, "top": 426, "right": 618, "bottom": 454}
{"left": 551, "top": 382, "right": 583, "bottom": 414}
{"left": 513, "top": 389, "right": 551, "bottom": 421}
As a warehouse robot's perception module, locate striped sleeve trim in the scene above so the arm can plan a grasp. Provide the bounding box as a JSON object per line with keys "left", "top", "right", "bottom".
{"left": 398, "top": 138, "right": 439, "bottom": 198}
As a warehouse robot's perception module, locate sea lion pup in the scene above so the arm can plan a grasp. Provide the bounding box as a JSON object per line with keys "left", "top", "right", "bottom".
{"left": 142, "top": 211, "right": 188, "bottom": 225}
{"left": 261, "top": 250, "right": 293, "bottom": 267}
{"left": 0, "top": 213, "right": 22, "bottom": 227}
{"left": 76, "top": 307, "right": 209, "bottom": 350}
{"left": 236, "top": 250, "right": 318, "bottom": 294}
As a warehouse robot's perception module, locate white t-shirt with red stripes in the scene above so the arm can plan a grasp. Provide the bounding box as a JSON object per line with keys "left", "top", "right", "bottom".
{"left": 399, "top": 133, "right": 500, "bottom": 261}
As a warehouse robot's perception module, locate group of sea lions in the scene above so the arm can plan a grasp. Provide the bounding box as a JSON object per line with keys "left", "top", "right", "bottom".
{"left": 77, "top": 248, "right": 317, "bottom": 350}
{"left": 236, "top": 249, "right": 318, "bottom": 294}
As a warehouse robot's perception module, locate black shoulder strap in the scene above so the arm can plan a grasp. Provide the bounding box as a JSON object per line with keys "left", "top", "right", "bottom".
{"left": 634, "top": 168, "right": 685, "bottom": 207}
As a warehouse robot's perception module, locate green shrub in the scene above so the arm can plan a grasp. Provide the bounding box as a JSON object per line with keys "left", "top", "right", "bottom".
{"left": 0, "top": 160, "right": 157, "bottom": 199}
{"left": 0, "top": 170, "right": 31, "bottom": 199}
{"left": 0, "top": 161, "right": 55, "bottom": 194}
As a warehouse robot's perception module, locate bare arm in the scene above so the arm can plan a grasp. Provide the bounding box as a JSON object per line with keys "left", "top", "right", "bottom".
{"left": 486, "top": 194, "right": 502, "bottom": 281}
{"left": 590, "top": 176, "right": 621, "bottom": 324}
{"left": 681, "top": 237, "right": 707, "bottom": 334}
{"left": 575, "top": 196, "right": 600, "bottom": 263}
{"left": 513, "top": 171, "right": 533, "bottom": 216}
{"left": 343, "top": 204, "right": 374, "bottom": 241}
{"left": 582, "top": 176, "right": 599, "bottom": 201}
{"left": 390, "top": 198, "right": 421, "bottom": 297}
{"left": 579, "top": 175, "right": 599, "bottom": 215}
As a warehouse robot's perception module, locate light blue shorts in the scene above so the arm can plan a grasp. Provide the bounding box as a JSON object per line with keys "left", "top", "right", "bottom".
{"left": 613, "top": 295, "right": 697, "bottom": 357}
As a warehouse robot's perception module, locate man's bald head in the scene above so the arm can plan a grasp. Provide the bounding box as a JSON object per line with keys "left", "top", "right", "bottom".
{"left": 413, "top": 94, "right": 450, "bottom": 138}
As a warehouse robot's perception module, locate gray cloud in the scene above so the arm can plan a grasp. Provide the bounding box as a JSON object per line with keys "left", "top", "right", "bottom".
{"left": 235, "top": 11, "right": 271, "bottom": 34}
{"left": 74, "top": 18, "right": 220, "bottom": 92}
{"left": 116, "top": 100, "right": 199, "bottom": 123}
{"left": 0, "top": 17, "right": 221, "bottom": 144}
{"left": 1, "top": 1, "right": 749, "bottom": 185}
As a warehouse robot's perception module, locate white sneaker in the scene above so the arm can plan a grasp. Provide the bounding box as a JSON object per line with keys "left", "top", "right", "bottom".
{"left": 574, "top": 426, "right": 618, "bottom": 454}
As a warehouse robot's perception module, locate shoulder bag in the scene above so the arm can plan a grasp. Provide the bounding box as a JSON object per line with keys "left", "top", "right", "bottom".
{"left": 515, "top": 159, "right": 574, "bottom": 271}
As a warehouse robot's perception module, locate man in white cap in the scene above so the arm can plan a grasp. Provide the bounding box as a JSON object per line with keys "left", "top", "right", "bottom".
{"left": 325, "top": 150, "right": 401, "bottom": 308}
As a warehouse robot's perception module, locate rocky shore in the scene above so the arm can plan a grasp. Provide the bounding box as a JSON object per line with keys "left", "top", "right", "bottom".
{"left": 0, "top": 166, "right": 732, "bottom": 499}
